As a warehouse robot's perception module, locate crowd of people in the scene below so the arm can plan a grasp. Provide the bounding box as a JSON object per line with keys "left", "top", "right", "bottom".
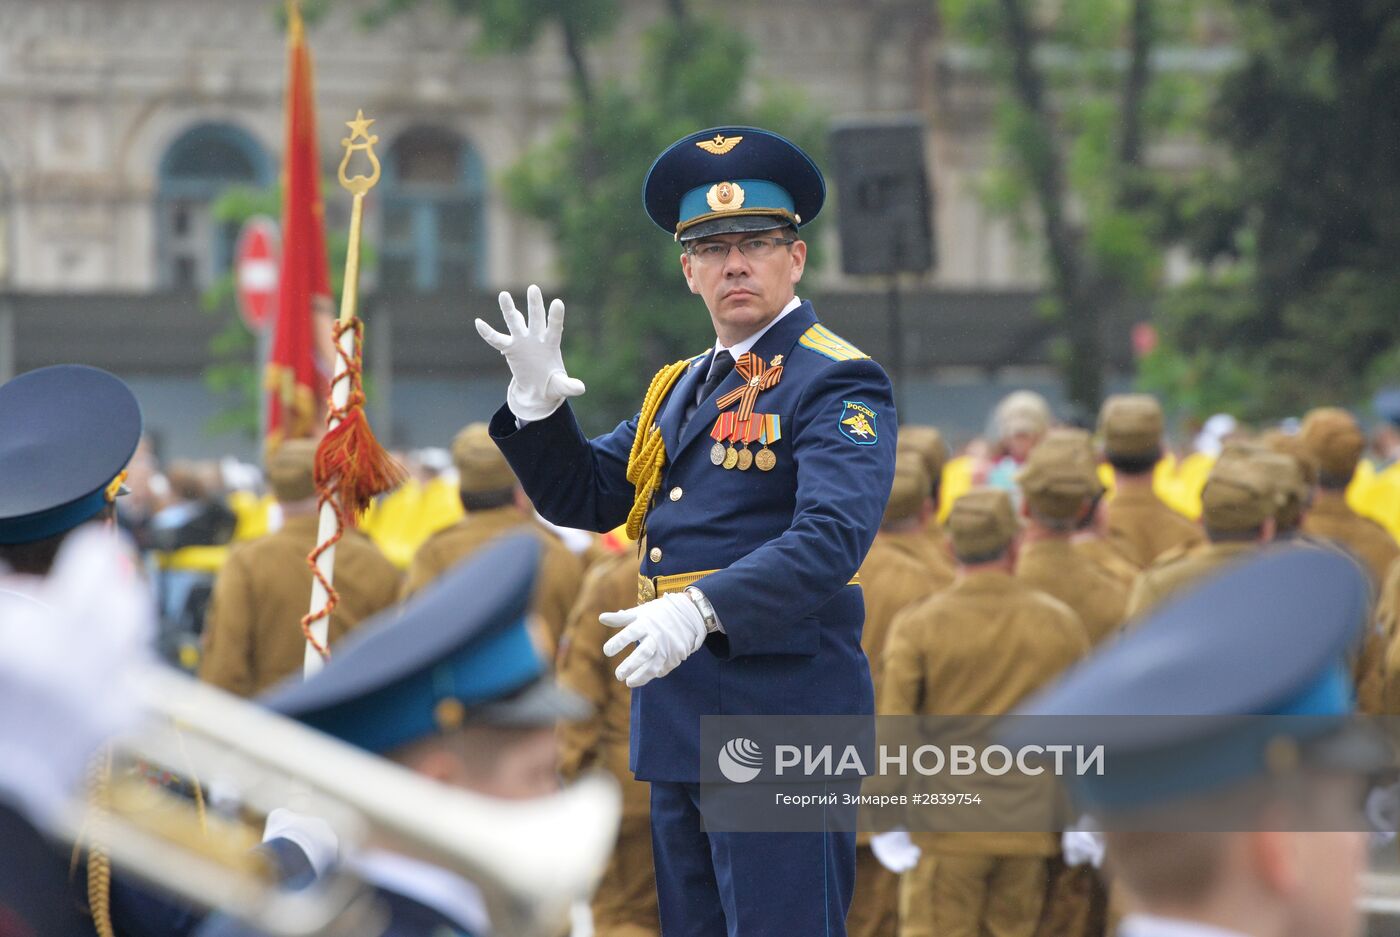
{"left": 4, "top": 118, "right": 1399, "bottom": 937}
{"left": 91, "top": 384, "right": 1395, "bottom": 937}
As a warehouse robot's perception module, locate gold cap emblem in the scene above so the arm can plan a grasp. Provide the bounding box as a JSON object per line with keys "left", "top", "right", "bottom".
{"left": 434, "top": 697, "right": 466, "bottom": 731}
{"left": 696, "top": 134, "right": 742, "bottom": 155}
{"left": 706, "top": 181, "right": 746, "bottom": 212}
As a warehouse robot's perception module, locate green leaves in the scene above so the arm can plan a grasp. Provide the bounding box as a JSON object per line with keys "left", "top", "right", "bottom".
{"left": 498, "top": 12, "right": 825, "bottom": 433}
{"left": 1147, "top": 1, "right": 1400, "bottom": 420}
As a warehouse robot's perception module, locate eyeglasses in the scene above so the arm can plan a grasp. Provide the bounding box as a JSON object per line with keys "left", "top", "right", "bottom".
{"left": 685, "top": 235, "right": 797, "bottom": 265}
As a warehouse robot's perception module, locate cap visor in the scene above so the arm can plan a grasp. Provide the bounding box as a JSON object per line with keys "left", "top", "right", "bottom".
{"left": 679, "top": 215, "right": 792, "bottom": 242}
{"left": 471, "top": 678, "right": 592, "bottom": 727}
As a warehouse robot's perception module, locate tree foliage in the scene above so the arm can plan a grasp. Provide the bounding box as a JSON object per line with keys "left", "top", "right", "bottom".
{"left": 499, "top": 11, "right": 826, "bottom": 431}
{"left": 364, "top": 1, "right": 824, "bottom": 432}
{"left": 201, "top": 183, "right": 366, "bottom": 438}
{"left": 942, "top": 0, "right": 1213, "bottom": 418}
{"left": 1143, "top": 1, "right": 1400, "bottom": 420}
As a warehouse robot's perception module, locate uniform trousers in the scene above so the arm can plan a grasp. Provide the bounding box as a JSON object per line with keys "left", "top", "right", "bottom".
{"left": 650, "top": 781, "right": 856, "bottom": 937}
{"left": 898, "top": 854, "right": 1045, "bottom": 937}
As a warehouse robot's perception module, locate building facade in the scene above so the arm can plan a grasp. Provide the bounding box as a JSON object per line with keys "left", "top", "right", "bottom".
{"left": 0, "top": 0, "right": 1087, "bottom": 459}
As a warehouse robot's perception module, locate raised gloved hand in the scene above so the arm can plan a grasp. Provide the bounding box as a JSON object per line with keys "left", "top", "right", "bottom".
{"left": 869, "top": 830, "right": 922, "bottom": 873}
{"left": 601, "top": 593, "right": 709, "bottom": 689}
{"left": 475, "top": 284, "right": 586, "bottom": 422}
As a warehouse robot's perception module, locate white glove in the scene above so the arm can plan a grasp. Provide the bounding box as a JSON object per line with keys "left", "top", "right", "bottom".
{"left": 1061, "top": 829, "right": 1105, "bottom": 868}
{"left": 601, "top": 593, "right": 708, "bottom": 688}
{"left": 1366, "top": 783, "right": 1400, "bottom": 836}
{"left": 475, "top": 284, "right": 586, "bottom": 422}
{"left": 870, "top": 830, "right": 922, "bottom": 873}
{"left": 263, "top": 807, "right": 340, "bottom": 879}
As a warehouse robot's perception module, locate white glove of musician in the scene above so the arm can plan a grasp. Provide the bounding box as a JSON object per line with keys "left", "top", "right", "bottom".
{"left": 869, "top": 830, "right": 922, "bottom": 873}
{"left": 1365, "top": 782, "right": 1400, "bottom": 840}
{"left": 1061, "top": 829, "right": 1106, "bottom": 869}
{"left": 263, "top": 807, "right": 340, "bottom": 879}
{"left": 474, "top": 284, "right": 586, "bottom": 422}
{"left": 601, "top": 593, "right": 709, "bottom": 688}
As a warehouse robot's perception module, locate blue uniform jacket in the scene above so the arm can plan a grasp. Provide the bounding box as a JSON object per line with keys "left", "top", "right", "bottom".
{"left": 490, "top": 301, "right": 896, "bottom": 782}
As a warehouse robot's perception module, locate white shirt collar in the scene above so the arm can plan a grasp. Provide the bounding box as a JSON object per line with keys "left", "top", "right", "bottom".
{"left": 710, "top": 294, "right": 801, "bottom": 368}
{"left": 349, "top": 849, "right": 492, "bottom": 935}
{"left": 1117, "top": 913, "right": 1253, "bottom": 937}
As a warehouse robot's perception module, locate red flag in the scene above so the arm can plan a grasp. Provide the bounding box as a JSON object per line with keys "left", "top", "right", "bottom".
{"left": 266, "top": 0, "right": 330, "bottom": 451}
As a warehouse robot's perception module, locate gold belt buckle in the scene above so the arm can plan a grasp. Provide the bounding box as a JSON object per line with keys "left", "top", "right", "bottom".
{"left": 638, "top": 575, "right": 658, "bottom": 603}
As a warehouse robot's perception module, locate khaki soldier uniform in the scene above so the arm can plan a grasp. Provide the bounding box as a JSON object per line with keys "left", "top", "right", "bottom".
{"left": 555, "top": 552, "right": 658, "bottom": 937}
{"left": 851, "top": 454, "right": 948, "bottom": 937}
{"left": 1292, "top": 410, "right": 1398, "bottom": 714}
{"left": 1298, "top": 408, "right": 1400, "bottom": 587}
{"left": 1099, "top": 395, "right": 1205, "bottom": 568}
{"left": 900, "top": 425, "right": 957, "bottom": 579}
{"left": 881, "top": 491, "right": 1089, "bottom": 937}
{"left": 1072, "top": 536, "right": 1140, "bottom": 589}
{"left": 402, "top": 424, "right": 584, "bottom": 661}
{"left": 199, "top": 441, "right": 401, "bottom": 697}
{"left": 1378, "top": 560, "right": 1400, "bottom": 712}
{"left": 1125, "top": 455, "right": 1276, "bottom": 619}
{"left": 1017, "top": 429, "right": 1129, "bottom": 646}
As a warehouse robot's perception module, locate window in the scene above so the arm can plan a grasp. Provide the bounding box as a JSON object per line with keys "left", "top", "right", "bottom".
{"left": 156, "top": 123, "right": 272, "bottom": 289}
{"left": 379, "top": 127, "right": 485, "bottom": 292}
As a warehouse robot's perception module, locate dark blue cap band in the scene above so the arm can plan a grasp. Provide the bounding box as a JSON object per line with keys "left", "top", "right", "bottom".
{"left": 0, "top": 487, "right": 111, "bottom": 545}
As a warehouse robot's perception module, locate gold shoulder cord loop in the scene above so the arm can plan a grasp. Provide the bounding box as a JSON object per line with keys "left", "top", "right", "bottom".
{"left": 86, "top": 747, "right": 117, "bottom": 937}
{"left": 625, "top": 359, "right": 691, "bottom": 540}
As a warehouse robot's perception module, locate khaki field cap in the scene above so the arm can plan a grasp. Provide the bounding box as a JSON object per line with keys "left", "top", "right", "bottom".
{"left": 898, "top": 425, "right": 948, "bottom": 490}
{"left": 451, "top": 423, "right": 518, "bottom": 495}
{"left": 1260, "top": 430, "right": 1320, "bottom": 489}
{"left": 884, "top": 452, "right": 932, "bottom": 526}
{"left": 1200, "top": 454, "right": 1277, "bottom": 532}
{"left": 266, "top": 438, "right": 318, "bottom": 503}
{"left": 947, "top": 488, "right": 1019, "bottom": 559}
{"left": 993, "top": 390, "right": 1051, "bottom": 441}
{"left": 1098, "top": 394, "right": 1164, "bottom": 459}
{"left": 1018, "top": 428, "right": 1104, "bottom": 520}
{"left": 1299, "top": 407, "right": 1366, "bottom": 480}
{"left": 1244, "top": 449, "right": 1310, "bottom": 522}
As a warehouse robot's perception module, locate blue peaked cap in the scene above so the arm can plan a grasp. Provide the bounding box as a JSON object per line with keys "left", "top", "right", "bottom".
{"left": 262, "top": 535, "right": 584, "bottom": 755}
{"left": 1005, "top": 548, "right": 1384, "bottom": 812}
{"left": 0, "top": 365, "right": 142, "bottom": 545}
{"left": 644, "top": 126, "right": 825, "bottom": 241}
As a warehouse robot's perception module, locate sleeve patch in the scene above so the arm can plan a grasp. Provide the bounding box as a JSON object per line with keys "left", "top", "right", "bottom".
{"left": 839, "top": 400, "right": 879, "bottom": 445}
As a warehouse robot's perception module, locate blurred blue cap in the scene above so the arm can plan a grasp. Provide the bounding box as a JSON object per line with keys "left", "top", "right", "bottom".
{"left": 0, "top": 365, "right": 142, "bottom": 545}
{"left": 1007, "top": 548, "right": 1385, "bottom": 811}
{"left": 262, "top": 534, "right": 589, "bottom": 755}
{"left": 1373, "top": 387, "right": 1400, "bottom": 428}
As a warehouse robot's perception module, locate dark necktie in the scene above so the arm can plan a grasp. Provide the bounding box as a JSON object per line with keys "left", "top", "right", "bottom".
{"left": 681, "top": 350, "right": 735, "bottom": 436}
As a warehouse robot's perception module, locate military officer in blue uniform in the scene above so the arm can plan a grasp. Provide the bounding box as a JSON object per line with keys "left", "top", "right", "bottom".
{"left": 1008, "top": 548, "right": 1386, "bottom": 937}
{"left": 477, "top": 127, "right": 897, "bottom": 936}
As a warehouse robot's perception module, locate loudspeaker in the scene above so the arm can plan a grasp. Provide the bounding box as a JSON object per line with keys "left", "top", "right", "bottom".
{"left": 828, "top": 118, "right": 935, "bottom": 276}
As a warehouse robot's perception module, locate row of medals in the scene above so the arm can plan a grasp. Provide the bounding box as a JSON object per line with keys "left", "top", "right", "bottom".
{"left": 711, "top": 440, "right": 777, "bottom": 472}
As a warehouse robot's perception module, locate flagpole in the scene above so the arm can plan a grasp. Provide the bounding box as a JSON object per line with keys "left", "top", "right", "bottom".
{"left": 302, "top": 111, "right": 382, "bottom": 676}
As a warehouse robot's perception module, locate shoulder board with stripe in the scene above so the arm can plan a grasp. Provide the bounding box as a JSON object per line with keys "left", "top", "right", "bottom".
{"left": 797, "top": 324, "right": 869, "bottom": 362}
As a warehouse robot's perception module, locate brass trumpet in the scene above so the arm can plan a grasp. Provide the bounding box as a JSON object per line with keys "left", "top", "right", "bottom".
{"left": 63, "top": 665, "right": 620, "bottom": 937}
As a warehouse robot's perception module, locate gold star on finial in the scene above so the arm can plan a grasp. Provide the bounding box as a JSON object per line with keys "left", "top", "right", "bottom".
{"left": 345, "top": 110, "right": 375, "bottom": 141}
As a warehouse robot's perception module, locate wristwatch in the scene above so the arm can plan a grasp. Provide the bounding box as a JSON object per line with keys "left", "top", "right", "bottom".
{"left": 683, "top": 586, "right": 723, "bottom": 633}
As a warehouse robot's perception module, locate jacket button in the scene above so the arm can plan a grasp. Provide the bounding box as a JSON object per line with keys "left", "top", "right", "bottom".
{"left": 649, "top": 547, "right": 663, "bottom": 563}
{"left": 669, "top": 487, "right": 683, "bottom": 502}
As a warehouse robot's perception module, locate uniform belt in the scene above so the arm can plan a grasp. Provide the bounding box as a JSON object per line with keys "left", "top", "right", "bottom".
{"left": 637, "top": 570, "right": 861, "bottom": 603}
